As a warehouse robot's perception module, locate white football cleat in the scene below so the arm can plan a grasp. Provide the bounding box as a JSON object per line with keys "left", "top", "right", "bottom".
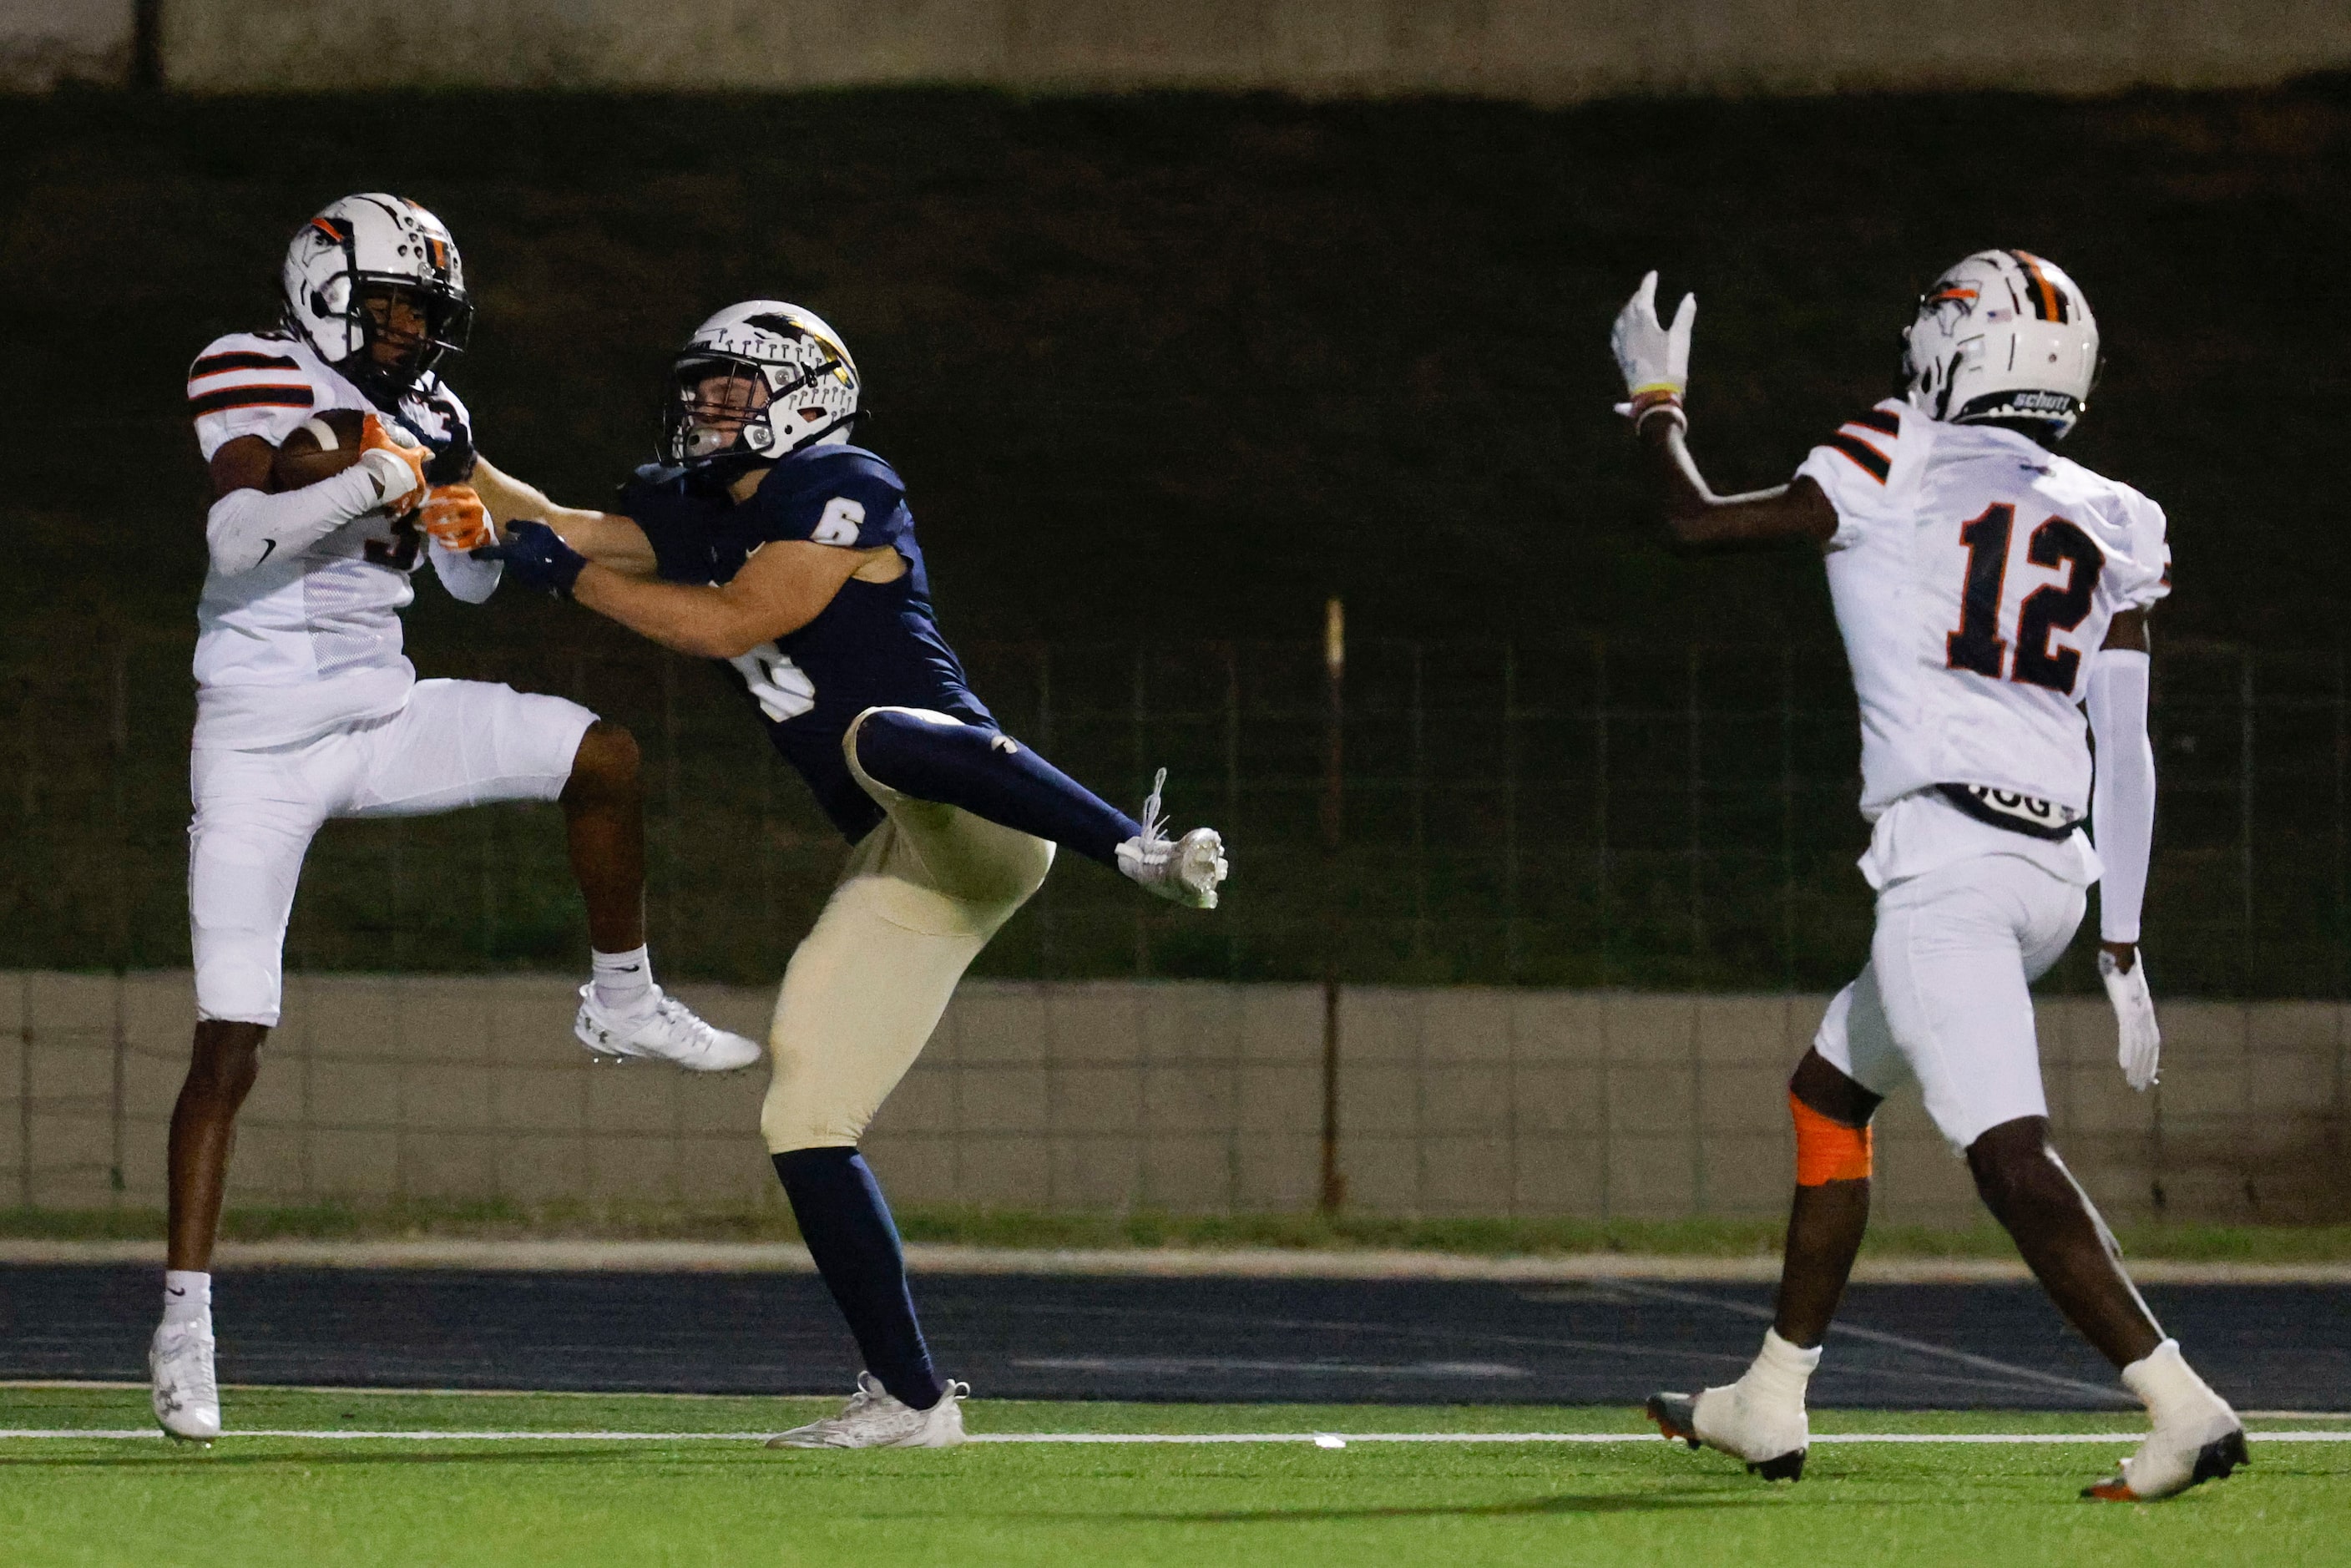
{"left": 765, "top": 1373, "right": 968, "bottom": 1449}
{"left": 1647, "top": 1381, "right": 1809, "bottom": 1481}
{"left": 574, "top": 984, "right": 761, "bottom": 1072}
{"left": 1115, "top": 768, "right": 1229, "bottom": 909}
{"left": 2087, "top": 1341, "right": 2248, "bottom": 1500}
{"left": 149, "top": 1319, "right": 221, "bottom": 1444}
{"left": 2086, "top": 1419, "right": 2248, "bottom": 1502}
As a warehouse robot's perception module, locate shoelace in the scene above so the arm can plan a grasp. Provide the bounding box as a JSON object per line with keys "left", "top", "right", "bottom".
{"left": 651, "top": 993, "right": 720, "bottom": 1044}
{"left": 1136, "top": 767, "right": 1171, "bottom": 855}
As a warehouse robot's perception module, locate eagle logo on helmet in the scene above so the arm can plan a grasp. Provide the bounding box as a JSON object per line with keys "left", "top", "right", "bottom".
{"left": 660, "top": 301, "right": 863, "bottom": 472}
{"left": 1902, "top": 250, "right": 2099, "bottom": 439}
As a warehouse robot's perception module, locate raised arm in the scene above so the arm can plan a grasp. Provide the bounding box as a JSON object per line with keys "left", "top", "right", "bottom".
{"left": 471, "top": 454, "right": 658, "bottom": 575}
{"left": 1610, "top": 272, "right": 1837, "bottom": 551}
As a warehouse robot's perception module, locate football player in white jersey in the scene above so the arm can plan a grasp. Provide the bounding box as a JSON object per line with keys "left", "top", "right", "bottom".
{"left": 153, "top": 195, "right": 761, "bottom": 1444}
{"left": 1609, "top": 251, "right": 2243, "bottom": 1500}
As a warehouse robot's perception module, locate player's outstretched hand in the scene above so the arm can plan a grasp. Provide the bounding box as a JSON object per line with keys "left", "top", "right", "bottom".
{"left": 419, "top": 483, "right": 494, "bottom": 551}
{"left": 2099, "top": 946, "right": 2161, "bottom": 1090}
{"left": 357, "top": 413, "right": 430, "bottom": 514}
{"left": 1610, "top": 271, "right": 1696, "bottom": 431}
{"left": 473, "top": 518, "right": 587, "bottom": 598}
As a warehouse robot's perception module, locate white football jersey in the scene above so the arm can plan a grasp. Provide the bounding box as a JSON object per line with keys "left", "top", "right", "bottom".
{"left": 1797, "top": 399, "right": 2170, "bottom": 825}
{"left": 185, "top": 331, "right": 473, "bottom": 749}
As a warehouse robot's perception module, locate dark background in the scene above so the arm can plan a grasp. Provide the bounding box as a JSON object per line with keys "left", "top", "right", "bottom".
{"left": 5, "top": 83, "right": 2347, "bottom": 991}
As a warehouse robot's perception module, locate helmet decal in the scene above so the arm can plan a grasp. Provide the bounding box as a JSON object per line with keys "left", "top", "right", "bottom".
{"left": 2005, "top": 250, "right": 2070, "bottom": 322}
{"left": 1902, "top": 249, "right": 2098, "bottom": 440}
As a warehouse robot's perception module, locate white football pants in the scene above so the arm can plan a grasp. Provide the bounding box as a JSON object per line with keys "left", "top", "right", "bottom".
{"left": 1814, "top": 850, "right": 2088, "bottom": 1151}
{"left": 189, "top": 680, "right": 598, "bottom": 1026}
{"left": 760, "top": 706, "right": 1055, "bottom": 1154}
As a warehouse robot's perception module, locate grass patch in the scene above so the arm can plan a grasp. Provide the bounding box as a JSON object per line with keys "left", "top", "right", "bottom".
{"left": 0, "top": 1388, "right": 2341, "bottom": 1568}
{"left": 10, "top": 1203, "right": 2351, "bottom": 1263}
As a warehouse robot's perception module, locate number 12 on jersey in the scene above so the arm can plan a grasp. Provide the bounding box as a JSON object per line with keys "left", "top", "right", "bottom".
{"left": 1946, "top": 503, "right": 2105, "bottom": 694}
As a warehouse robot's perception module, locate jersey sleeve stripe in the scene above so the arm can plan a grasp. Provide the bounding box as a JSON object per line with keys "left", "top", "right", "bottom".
{"left": 190, "top": 351, "right": 301, "bottom": 378}
{"left": 190, "top": 383, "right": 316, "bottom": 416}
{"left": 1823, "top": 432, "right": 1890, "bottom": 483}
{"left": 1848, "top": 408, "right": 1901, "bottom": 436}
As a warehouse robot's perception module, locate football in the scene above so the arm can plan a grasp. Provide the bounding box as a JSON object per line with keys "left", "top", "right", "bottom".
{"left": 270, "top": 407, "right": 369, "bottom": 492}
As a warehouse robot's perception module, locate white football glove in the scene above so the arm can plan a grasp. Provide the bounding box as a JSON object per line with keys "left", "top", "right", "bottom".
{"left": 1610, "top": 270, "right": 1696, "bottom": 429}
{"left": 2099, "top": 948, "right": 2161, "bottom": 1091}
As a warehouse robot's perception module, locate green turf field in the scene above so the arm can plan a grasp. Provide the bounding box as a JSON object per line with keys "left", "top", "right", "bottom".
{"left": 3, "top": 1387, "right": 2343, "bottom": 1567}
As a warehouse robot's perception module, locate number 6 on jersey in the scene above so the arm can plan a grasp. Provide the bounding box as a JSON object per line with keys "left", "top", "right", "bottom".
{"left": 731, "top": 641, "right": 817, "bottom": 722}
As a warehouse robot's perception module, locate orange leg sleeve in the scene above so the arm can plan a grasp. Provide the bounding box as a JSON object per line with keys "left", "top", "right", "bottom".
{"left": 1791, "top": 1091, "right": 1873, "bottom": 1186}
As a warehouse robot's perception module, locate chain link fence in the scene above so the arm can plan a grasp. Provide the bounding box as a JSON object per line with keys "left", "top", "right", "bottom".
{"left": 4, "top": 633, "right": 2342, "bottom": 999}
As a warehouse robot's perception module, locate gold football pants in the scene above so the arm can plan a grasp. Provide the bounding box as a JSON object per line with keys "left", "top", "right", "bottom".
{"left": 759, "top": 707, "right": 1055, "bottom": 1153}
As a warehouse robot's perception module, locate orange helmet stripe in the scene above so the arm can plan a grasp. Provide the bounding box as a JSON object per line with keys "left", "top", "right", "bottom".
{"left": 2007, "top": 250, "right": 2066, "bottom": 322}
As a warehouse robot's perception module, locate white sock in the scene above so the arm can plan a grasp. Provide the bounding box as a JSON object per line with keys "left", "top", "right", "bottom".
{"left": 591, "top": 945, "right": 656, "bottom": 1017}
{"left": 1742, "top": 1328, "right": 1822, "bottom": 1407}
{"left": 2121, "top": 1338, "right": 2229, "bottom": 1426}
{"left": 162, "top": 1271, "right": 211, "bottom": 1328}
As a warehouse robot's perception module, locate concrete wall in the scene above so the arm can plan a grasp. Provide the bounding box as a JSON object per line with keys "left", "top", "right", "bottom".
{"left": 8, "top": 1, "right": 2351, "bottom": 97}
{"left": 0, "top": 0, "right": 128, "bottom": 89}
{"left": 8, "top": 971, "right": 2344, "bottom": 1227}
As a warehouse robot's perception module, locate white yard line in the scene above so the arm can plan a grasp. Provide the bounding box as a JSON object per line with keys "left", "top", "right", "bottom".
{"left": 1, "top": 1428, "right": 2346, "bottom": 1444}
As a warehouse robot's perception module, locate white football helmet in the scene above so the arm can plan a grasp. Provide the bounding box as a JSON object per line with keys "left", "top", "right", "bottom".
{"left": 1902, "top": 250, "right": 2098, "bottom": 438}
{"left": 660, "top": 301, "right": 862, "bottom": 469}
{"left": 280, "top": 194, "right": 471, "bottom": 401}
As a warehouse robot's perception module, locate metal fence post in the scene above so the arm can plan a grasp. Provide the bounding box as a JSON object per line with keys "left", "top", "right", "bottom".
{"left": 1410, "top": 641, "right": 1428, "bottom": 964}
{"left": 1593, "top": 636, "right": 1611, "bottom": 989}
{"left": 1686, "top": 645, "right": 1703, "bottom": 965}
{"left": 1592, "top": 635, "right": 1612, "bottom": 1221}
{"left": 1130, "top": 646, "right": 1150, "bottom": 977}
{"left": 1036, "top": 643, "right": 1057, "bottom": 977}
{"left": 2336, "top": 650, "right": 2348, "bottom": 1160}
{"left": 1320, "top": 599, "right": 1347, "bottom": 1213}
{"left": 109, "top": 640, "right": 129, "bottom": 1198}
{"left": 1504, "top": 643, "right": 1520, "bottom": 982}
{"left": 1779, "top": 647, "right": 1797, "bottom": 989}
{"left": 1221, "top": 642, "right": 1239, "bottom": 980}
{"left": 2242, "top": 650, "right": 2257, "bottom": 994}
{"left": 661, "top": 655, "right": 683, "bottom": 954}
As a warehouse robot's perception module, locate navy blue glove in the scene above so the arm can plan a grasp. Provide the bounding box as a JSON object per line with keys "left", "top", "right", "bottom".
{"left": 421, "top": 397, "right": 478, "bottom": 485}
{"left": 472, "top": 518, "right": 587, "bottom": 598}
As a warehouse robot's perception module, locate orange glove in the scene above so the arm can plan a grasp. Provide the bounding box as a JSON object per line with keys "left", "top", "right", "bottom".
{"left": 357, "top": 412, "right": 429, "bottom": 514}
{"left": 418, "top": 483, "right": 494, "bottom": 550}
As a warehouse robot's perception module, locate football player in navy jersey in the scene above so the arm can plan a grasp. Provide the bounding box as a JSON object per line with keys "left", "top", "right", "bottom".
{"left": 470, "top": 301, "right": 1228, "bottom": 1448}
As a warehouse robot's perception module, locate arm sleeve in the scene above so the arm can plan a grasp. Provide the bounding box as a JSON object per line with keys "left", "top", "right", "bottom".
{"left": 428, "top": 538, "right": 502, "bottom": 604}
{"left": 205, "top": 465, "right": 382, "bottom": 578}
{"left": 2088, "top": 648, "right": 2156, "bottom": 943}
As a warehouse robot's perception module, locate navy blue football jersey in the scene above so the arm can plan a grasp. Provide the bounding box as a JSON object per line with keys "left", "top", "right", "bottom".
{"left": 618, "top": 443, "right": 993, "bottom": 842}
